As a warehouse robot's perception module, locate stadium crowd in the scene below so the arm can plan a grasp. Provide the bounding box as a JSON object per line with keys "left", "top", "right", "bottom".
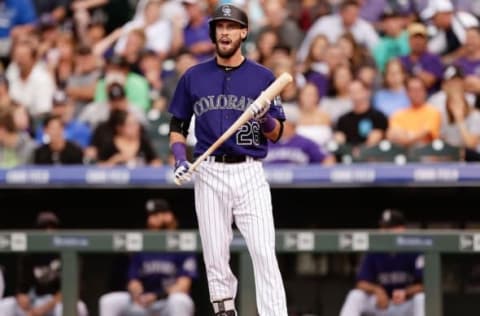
{"left": 0, "top": 0, "right": 479, "bottom": 168}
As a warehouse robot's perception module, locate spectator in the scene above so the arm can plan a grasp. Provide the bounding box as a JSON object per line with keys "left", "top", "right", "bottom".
{"left": 339, "top": 209, "right": 425, "bottom": 316}
{"left": 335, "top": 80, "right": 388, "bottom": 147}
{"left": 249, "top": 28, "right": 280, "bottom": 68}
{"left": 139, "top": 50, "right": 163, "bottom": 99}
{"left": 297, "top": 0, "right": 379, "bottom": 62}
{"left": 180, "top": 0, "right": 215, "bottom": 61}
{"left": 47, "top": 33, "right": 76, "bottom": 89}
{"left": 80, "top": 82, "right": 147, "bottom": 129}
{"left": 0, "top": 211, "right": 88, "bottom": 316}
{"left": 441, "top": 74, "right": 480, "bottom": 161}
{"left": 32, "top": 0, "right": 69, "bottom": 25}
{"left": 0, "top": 107, "right": 36, "bottom": 168}
{"left": 387, "top": 77, "right": 441, "bottom": 147}
{"left": 337, "top": 32, "right": 374, "bottom": 73}
{"left": 161, "top": 50, "right": 198, "bottom": 104}
{"left": 114, "top": 0, "right": 174, "bottom": 59}
{"left": 66, "top": 45, "right": 102, "bottom": 113}
{"left": 146, "top": 96, "right": 172, "bottom": 165}
{"left": 257, "top": 0, "right": 303, "bottom": 54}
{"left": 96, "top": 110, "right": 161, "bottom": 167}
{"left": 399, "top": 23, "right": 443, "bottom": 93}
{"left": 0, "top": 0, "right": 38, "bottom": 63}
{"left": 428, "top": 65, "right": 476, "bottom": 124}
{"left": 300, "top": 34, "right": 330, "bottom": 98}
{"left": 117, "top": 29, "right": 148, "bottom": 72}
{"left": 11, "top": 103, "right": 34, "bottom": 137}
{"left": 264, "top": 105, "right": 334, "bottom": 165}
{"left": 6, "top": 40, "right": 56, "bottom": 118}
{"left": 373, "top": 9, "right": 410, "bottom": 73}
{"left": 455, "top": 27, "right": 480, "bottom": 94}
{"left": 320, "top": 64, "right": 353, "bottom": 125}
{"left": 33, "top": 114, "right": 84, "bottom": 165}
{"left": 422, "top": 0, "right": 478, "bottom": 63}
{"left": 296, "top": 83, "right": 332, "bottom": 148}
{"left": 373, "top": 58, "right": 410, "bottom": 117}
{"left": 0, "top": 74, "right": 12, "bottom": 110}
{"left": 36, "top": 90, "right": 92, "bottom": 148}
{"left": 99, "top": 198, "right": 197, "bottom": 316}
{"left": 94, "top": 55, "right": 150, "bottom": 112}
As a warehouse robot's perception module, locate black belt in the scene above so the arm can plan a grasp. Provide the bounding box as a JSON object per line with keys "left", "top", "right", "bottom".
{"left": 207, "top": 155, "right": 252, "bottom": 163}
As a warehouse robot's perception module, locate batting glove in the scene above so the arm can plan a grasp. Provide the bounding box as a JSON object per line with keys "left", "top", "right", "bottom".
{"left": 250, "top": 101, "right": 270, "bottom": 120}
{"left": 174, "top": 160, "right": 192, "bottom": 185}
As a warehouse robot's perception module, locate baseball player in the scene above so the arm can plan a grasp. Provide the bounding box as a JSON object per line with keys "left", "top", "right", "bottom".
{"left": 168, "top": 4, "right": 288, "bottom": 316}
{"left": 339, "top": 209, "right": 425, "bottom": 316}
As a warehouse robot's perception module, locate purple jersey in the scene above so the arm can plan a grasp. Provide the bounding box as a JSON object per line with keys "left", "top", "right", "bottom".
{"left": 399, "top": 53, "right": 444, "bottom": 91}
{"left": 265, "top": 134, "right": 327, "bottom": 164}
{"left": 456, "top": 57, "right": 480, "bottom": 76}
{"left": 357, "top": 253, "right": 423, "bottom": 297}
{"left": 169, "top": 58, "right": 286, "bottom": 159}
{"left": 128, "top": 253, "right": 198, "bottom": 293}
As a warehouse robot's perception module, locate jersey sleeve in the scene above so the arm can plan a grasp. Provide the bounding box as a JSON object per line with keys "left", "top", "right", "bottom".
{"left": 356, "top": 254, "right": 377, "bottom": 283}
{"left": 168, "top": 74, "right": 194, "bottom": 121}
{"left": 177, "top": 254, "right": 198, "bottom": 279}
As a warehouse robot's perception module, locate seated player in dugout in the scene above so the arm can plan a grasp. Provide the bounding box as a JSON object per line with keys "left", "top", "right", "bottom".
{"left": 99, "top": 198, "right": 197, "bottom": 316}
{"left": 0, "top": 211, "right": 88, "bottom": 316}
{"left": 339, "top": 209, "right": 425, "bottom": 316}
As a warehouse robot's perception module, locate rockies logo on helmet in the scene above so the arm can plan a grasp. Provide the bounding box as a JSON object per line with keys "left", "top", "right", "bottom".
{"left": 222, "top": 5, "right": 232, "bottom": 17}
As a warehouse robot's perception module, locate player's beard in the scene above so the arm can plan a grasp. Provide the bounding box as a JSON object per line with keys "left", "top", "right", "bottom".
{"left": 216, "top": 37, "right": 242, "bottom": 59}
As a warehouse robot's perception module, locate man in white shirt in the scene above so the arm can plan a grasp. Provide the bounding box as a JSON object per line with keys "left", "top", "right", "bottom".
{"left": 297, "top": 0, "right": 379, "bottom": 62}
{"left": 6, "top": 40, "right": 55, "bottom": 118}
{"left": 422, "top": 0, "right": 478, "bottom": 61}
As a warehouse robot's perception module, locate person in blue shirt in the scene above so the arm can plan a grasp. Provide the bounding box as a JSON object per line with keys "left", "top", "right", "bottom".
{"left": 99, "top": 198, "right": 197, "bottom": 316}
{"left": 0, "top": 0, "right": 37, "bottom": 62}
{"left": 340, "top": 209, "right": 425, "bottom": 316}
{"left": 36, "top": 90, "right": 92, "bottom": 148}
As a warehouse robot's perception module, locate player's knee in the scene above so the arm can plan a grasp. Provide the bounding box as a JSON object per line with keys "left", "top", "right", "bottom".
{"left": 346, "top": 288, "right": 368, "bottom": 304}
{"left": 168, "top": 292, "right": 194, "bottom": 310}
{"left": 412, "top": 292, "right": 425, "bottom": 305}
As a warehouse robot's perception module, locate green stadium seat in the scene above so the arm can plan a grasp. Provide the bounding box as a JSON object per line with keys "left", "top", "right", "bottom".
{"left": 354, "top": 140, "right": 407, "bottom": 164}
{"left": 408, "top": 140, "right": 462, "bottom": 162}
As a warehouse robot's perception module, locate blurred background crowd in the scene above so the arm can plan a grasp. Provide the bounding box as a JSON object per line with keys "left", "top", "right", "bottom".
{"left": 1, "top": 0, "right": 480, "bottom": 168}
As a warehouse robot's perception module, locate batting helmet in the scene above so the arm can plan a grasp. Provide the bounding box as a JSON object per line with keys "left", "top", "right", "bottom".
{"left": 209, "top": 4, "right": 249, "bottom": 43}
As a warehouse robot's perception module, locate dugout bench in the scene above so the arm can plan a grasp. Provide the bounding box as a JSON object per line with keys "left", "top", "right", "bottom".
{"left": 0, "top": 230, "right": 476, "bottom": 316}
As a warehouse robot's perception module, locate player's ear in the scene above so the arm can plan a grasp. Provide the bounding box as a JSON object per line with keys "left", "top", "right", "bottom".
{"left": 240, "top": 29, "right": 247, "bottom": 41}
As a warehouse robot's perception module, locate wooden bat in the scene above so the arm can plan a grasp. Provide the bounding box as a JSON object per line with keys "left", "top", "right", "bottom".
{"left": 174, "top": 72, "right": 293, "bottom": 185}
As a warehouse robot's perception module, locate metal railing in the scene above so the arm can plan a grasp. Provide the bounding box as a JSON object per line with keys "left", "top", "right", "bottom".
{"left": 0, "top": 229, "right": 477, "bottom": 316}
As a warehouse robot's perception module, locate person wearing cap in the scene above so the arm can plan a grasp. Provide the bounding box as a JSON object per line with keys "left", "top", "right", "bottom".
{"left": 264, "top": 104, "right": 335, "bottom": 165}
{"left": 398, "top": 22, "right": 443, "bottom": 94}
{"left": 94, "top": 54, "right": 150, "bottom": 112}
{"left": 422, "top": 0, "right": 478, "bottom": 61}
{"left": 387, "top": 76, "right": 441, "bottom": 147}
{"left": 297, "top": 0, "right": 379, "bottom": 62}
{"left": 33, "top": 114, "right": 84, "bottom": 165}
{"left": 340, "top": 209, "right": 425, "bottom": 316}
{"left": 35, "top": 90, "right": 92, "bottom": 148}
{"left": 455, "top": 27, "right": 480, "bottom": 93}
{"left": 99, "top": 198, "right": 197, "bottom": 316}
{"left": 372, "top": 8, "right": 410, "bottom": 73}
{"left": 0, "top": 211, "right": 89, "bottom": 316}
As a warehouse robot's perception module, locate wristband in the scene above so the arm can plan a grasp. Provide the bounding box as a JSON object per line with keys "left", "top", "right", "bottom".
{"left": 171, "top": 142, "right": 187, "bottom": 161}
{"left": 261, "top": 114, "right": 276, "bottom": 133}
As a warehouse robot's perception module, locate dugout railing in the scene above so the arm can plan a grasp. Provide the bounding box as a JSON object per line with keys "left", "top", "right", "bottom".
{"left": 0, "top": 230, "right": 477, "bottom": 316}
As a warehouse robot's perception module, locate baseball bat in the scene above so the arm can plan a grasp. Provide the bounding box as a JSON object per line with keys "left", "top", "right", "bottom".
{"left": 174, "top": 72, "right": 293, "bottom": 185}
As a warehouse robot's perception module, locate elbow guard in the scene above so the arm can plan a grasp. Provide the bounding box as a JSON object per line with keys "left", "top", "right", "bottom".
{"left": 169, "top": 116, "right": 191, "bottom": 137}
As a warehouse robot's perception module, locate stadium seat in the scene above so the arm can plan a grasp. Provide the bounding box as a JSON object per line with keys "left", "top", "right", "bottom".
{"left": 326, "top": 140, "right": 353, "bottom": 164}
{"left": 408, "top": 140, "right": 462, "bottom": 162}
{"left": 354, "top": 140, "right": 407, "bottom": 164}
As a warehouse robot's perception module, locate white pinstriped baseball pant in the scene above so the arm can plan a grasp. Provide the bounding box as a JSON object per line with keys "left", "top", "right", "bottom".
{"left": 194, "top": 158, "right": 288, "bottom": 316}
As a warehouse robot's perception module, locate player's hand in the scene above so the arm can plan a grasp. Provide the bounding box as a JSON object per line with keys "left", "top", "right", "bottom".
{"left": 374, "top": 287, "right": 389, "bottom": 310}
{"left": 174, "top": 160, "right": 192, "bottom": 185}
{"left": 392, "top": 289, "right": 407, "bottom": 305}
{"left": 250, "top": 101, "right": 270, "bottom": 120}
